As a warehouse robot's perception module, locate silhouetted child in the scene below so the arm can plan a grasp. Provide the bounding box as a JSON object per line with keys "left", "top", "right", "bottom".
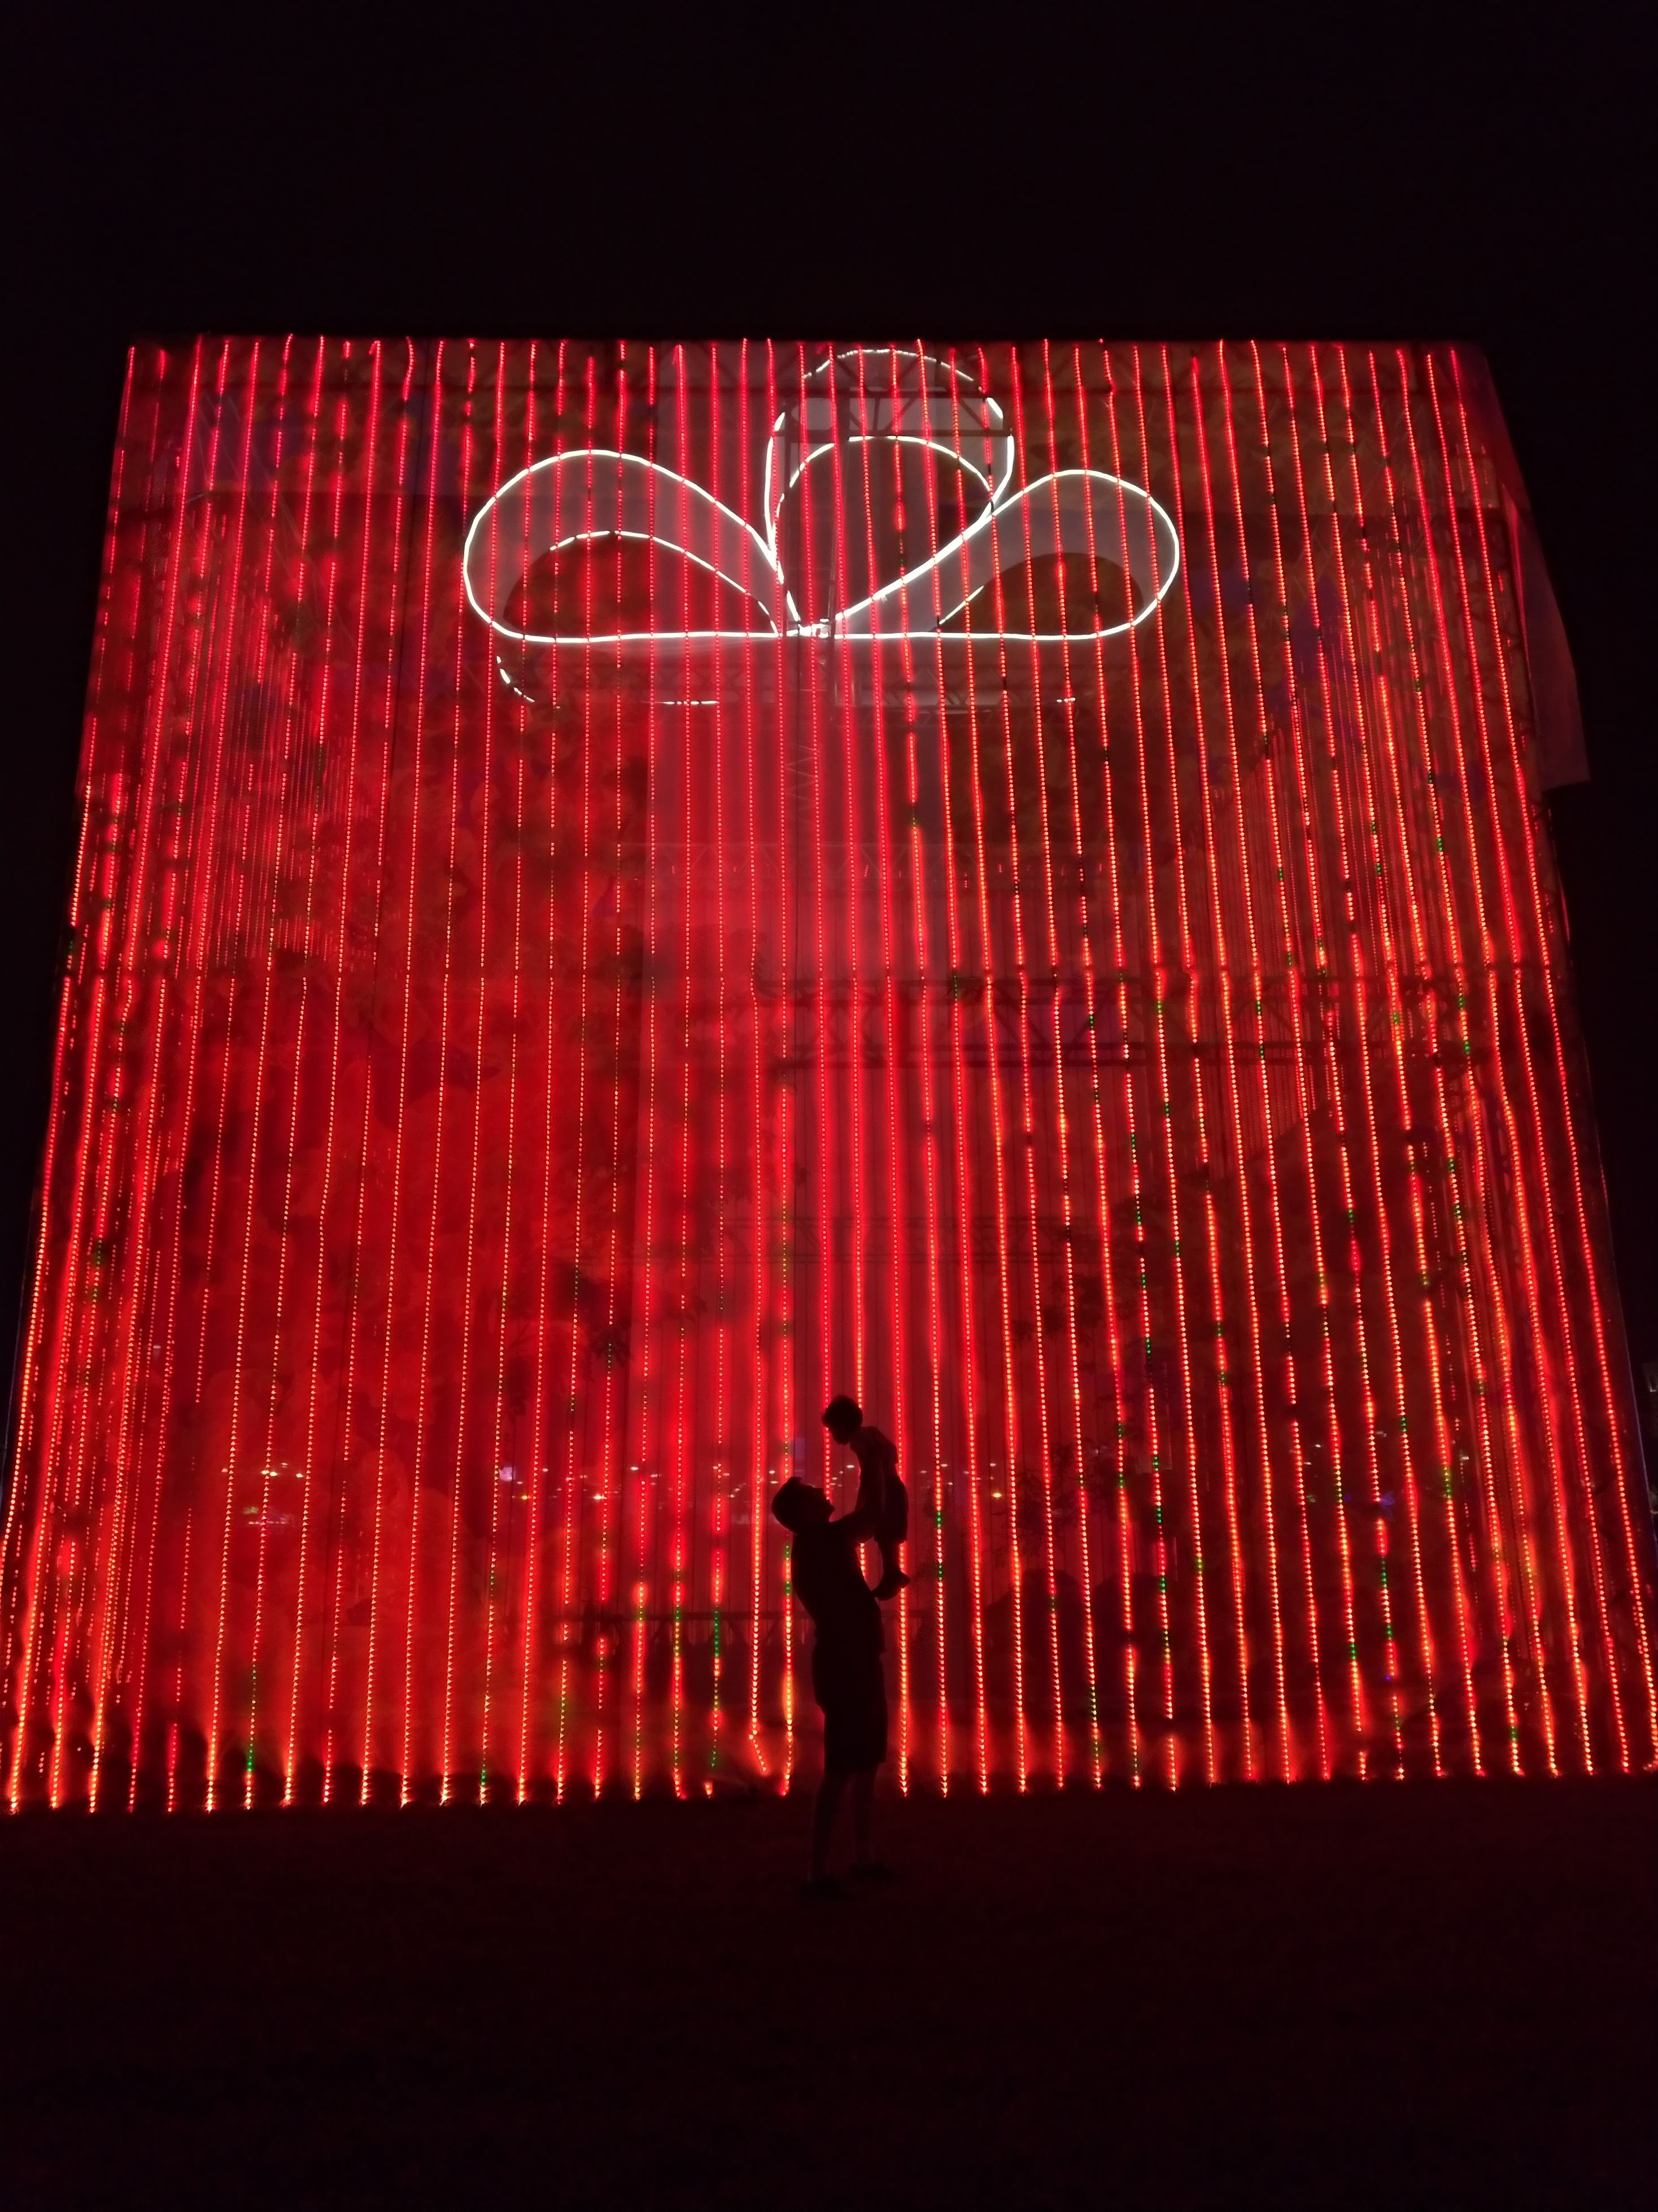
{"left": 772, "top": 1475, "right": 896, "bottom": 1898}
{"left": 821, "top": 1395, "right": 910, "bottom": 1600}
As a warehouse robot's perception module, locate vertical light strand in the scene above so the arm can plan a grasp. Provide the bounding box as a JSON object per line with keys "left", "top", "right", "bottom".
{"left": 913, "top": 351, "right": 990, "bottom": 1789}
{"left": 1024, "top": 346, "right": 1108, "bottom": 1784}
{"left": 1188, "top": 346, "right": 1302, "bottom": 1776}
{"left": 793, "top": 344, "right": 836, "bottom": 1512}
{"left": 1097, "top": 356, "right": 1182, "bottom": 1784}
{"left": 481, "top": 342, "right": 525, "bottom": 1801}
{"left": 667, "top": 348, "right": 697, "bottom": 1796}
{"left": 277, "top": 335, "right": 375, "bottom": 1803}
{"left": 766, "top": 342, "right": 795, "bottom": 1788}
{"left": 204, "top": 336, "right": 306, "bottom": 1812}
{"left": 167, "top": 1513, "right": 191, "bottom": 1810}
{"left": 1125, "top": 345, "right": 1218, "bottom": 1781}
{"left": 1272, "top": 340, "right": 1396, "bottom": 1769}
{"left": 739, "top": 340, "right": 772, "bottom": 1780}
{"left": 426, "top": 342, "right": 486, "bottom": 1803}
{"left": 1324, "top": 343, "right": 1455, "bottom": 1773}
{"left": 1203, "top": 347, "right": 1317, "bottom": 1776}
{"left": 398, "top": 343, "right": 471, "bottom": 1800}
{"left": 1304, "top": 342, "right": 1444, "bottom": 1770}
{"left": 987, "top": 346, "right": 1067, "bottom": 1783}
{"left": 519, "top": 337, "right": 568, "bottom": 1799}
{"left": 1065, "top": 347, "right": 1147, "bottom": 1782}
{"left": 852, "top": 349, "right": 915, "bottom": 1783}
{"left": 172, "top": 343, "right": 273, "bottom": 1810}
{"left": 822, "top": 360, "right": 867, "bottom": 1423}
{"left": 552, "top": 355, "right": 601, "bottom": 1802}
{"left": 591, "top": 350, "right": 632, "bottom": 1797}
{"left": 241, "top": 337, "right": 331, "bottom": 1806}
{"left": 631, "top": 343, "right": 661, "bottom": 1799}
{"left": 324, "top": 341, "right": 416, "bottom": 1802}
{"left": 708, "top": 343, "right": 730, "bottom": 1787}
{"left": 364, "top": 339, "right": 443, "bottom": 1799}
{"left": 882, "top": 347, "right": 950, "bottom": 1788}
{"left": 1363, "top": 347, "right": 1506, "bottom": 1772}
{"left": 1155, "top": 348, "right": 1259, "bottom": 1780}
{"left": 1238, "top": 341, "right": 1363, "bottom": 1775}
{"left": 245, "top": 337, "right": 337, "bottom": 1801}
{"left": 293, "top": 339, "right": 390, "bottom": 1801}
{"left": 1023, "top": 347, "right": 1108, "bottom": 1783}
{"left": 948, "top": 351, "right": 1029, "bottom": 1788}
{"left": 1211, "top": 346, "right": 1332, "bottom": 1776}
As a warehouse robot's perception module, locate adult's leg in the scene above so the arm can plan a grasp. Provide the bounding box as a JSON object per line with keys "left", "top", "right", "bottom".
{"left": 810, "top": 1769, "right": 849, "bottom": 1881}
{"left": 850, "top": 1767, "right": 875, "bottom": 1864}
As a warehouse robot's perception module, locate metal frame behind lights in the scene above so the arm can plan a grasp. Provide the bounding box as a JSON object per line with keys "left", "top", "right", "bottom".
{"left": 463, "top": 346, "right": 1181, "bottom": 648}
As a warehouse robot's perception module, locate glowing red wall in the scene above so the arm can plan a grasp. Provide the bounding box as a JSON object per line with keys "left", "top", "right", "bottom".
{"left": 3, "top": 338, "right": 1653, "bottom": 1810}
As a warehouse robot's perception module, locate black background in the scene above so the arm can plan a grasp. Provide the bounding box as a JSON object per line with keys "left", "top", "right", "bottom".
{"left": 6, "top": 5, "right": 1653, "bottom": 1460}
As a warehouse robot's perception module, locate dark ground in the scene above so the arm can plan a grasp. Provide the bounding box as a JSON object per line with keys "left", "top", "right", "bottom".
{"left": 1, "top": 1781, "right": 1651, "bottom": 2210}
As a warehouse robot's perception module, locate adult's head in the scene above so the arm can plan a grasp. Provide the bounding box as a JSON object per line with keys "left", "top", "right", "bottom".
{"left": 773, "top": 1477, "right": 834, "bottom": 1532}
{"left": 822, "top": 1395, "right": 862, "bottom": 1445}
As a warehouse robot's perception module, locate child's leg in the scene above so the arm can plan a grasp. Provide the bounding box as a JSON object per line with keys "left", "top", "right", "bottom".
{"left": 872, "top": 1534, "right": 909, "bottom": 1597}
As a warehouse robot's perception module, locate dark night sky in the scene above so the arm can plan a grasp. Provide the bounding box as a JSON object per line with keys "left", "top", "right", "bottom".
{"left": 6, "top": 8, "right": 1652, "bottom": 1455}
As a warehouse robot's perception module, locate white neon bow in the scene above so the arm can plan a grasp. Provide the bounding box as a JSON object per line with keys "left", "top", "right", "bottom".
{"left": 463, "top": 349, "right": 1179, "bottom": 646}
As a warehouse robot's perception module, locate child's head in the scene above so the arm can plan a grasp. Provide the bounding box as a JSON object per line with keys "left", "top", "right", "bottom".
{"left": 822, "top": 1395, "right": 862, "bottom": 1445}
{"left": 772, "top": 1477, "right": 833, "bottom": 1532}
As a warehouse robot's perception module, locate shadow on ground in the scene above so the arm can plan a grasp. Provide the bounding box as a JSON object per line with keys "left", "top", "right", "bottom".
{"left": 1, "top": 1779, "right": 1651, "bottom": 2208}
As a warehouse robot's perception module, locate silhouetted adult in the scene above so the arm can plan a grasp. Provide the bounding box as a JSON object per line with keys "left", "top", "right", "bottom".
{"left": 771, "top": 1476, "right": 896, "bottom": 1898}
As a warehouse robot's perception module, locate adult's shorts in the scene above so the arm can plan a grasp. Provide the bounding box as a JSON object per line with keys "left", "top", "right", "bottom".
{"left": 811, "top": 1643, "right": 888, "bottom": 1775}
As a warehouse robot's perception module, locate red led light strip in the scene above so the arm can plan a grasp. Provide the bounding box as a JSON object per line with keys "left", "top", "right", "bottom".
{"left": 950, "top": 350, "right": 1030, "bottom": 1789}
{"left": 1127, "top": 346, "right": 1219, "bottom": 1781}
{"left": 1270, "top": 340, "right": 1398, "bottom": 1770}
{"left": 880, "top": 348, "right": 950, "bottom": 1788}
{"left": 1067, "top": 346, "right": 1147, "bottom": 1782}
{"left": 1365, "top": 347, "right": 1512, "bottom": 1771}
{"left": 914, "top": 355, "right": 991, "bottom": 1790}
{"left": 739, "top": 341, "right": 772, "bottom": 1780}
{"left": 207, "top": 336, "right": 305, "bottom": 1812}
{"left": 850, "top": 349, "right": 912, "bottom": 1786}
{"left": 994, "top": 351, "right": 1067, "bottom": 1782}
{"left": 1308, "top": 345, "right": 1442, "bottom": 1770}
{"left": 1157, "top": 349, "right": 1261, "bottom": 1781}
{"left": 1097, "top": 359, "right": 1182, "bottom": 1784}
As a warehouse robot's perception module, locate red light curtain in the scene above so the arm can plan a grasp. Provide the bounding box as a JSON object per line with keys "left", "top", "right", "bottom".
{"left": 3, "top": 337, "right": 1652, "bottom": 1809}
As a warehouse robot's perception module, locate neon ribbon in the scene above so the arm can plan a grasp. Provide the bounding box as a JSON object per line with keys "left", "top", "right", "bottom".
{"left": 464, "top": 349, "right": 1179, "bottom": 646}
